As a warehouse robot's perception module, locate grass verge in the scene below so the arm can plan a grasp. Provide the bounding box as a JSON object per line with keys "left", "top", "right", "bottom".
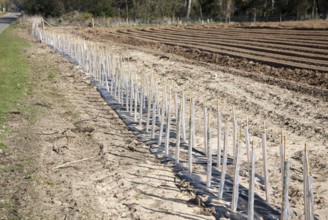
{"left": 0, "top": 24, "right": 39, "bottom": 219}
{"left": 0, "top": 25, "right": 30, "bottom": 146}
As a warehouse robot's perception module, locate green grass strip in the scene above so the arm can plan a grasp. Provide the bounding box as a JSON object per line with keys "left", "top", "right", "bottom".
{"left": 0, "top": 25, "right": 30, "bottom": 129}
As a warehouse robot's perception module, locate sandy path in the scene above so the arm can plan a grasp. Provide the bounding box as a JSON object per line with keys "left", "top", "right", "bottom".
{"left": 0, "top": 29, "right": 214, "bottom": 219}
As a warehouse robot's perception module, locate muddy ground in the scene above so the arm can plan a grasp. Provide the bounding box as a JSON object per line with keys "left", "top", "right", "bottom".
{"left": 0, "top": 27, "right": 214, "bottom": 219}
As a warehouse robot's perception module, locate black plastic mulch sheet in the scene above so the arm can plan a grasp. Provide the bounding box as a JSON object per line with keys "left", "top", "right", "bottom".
{"left": 95, "top": 83, "right": 282, "bottom": 220}
{"left": 48, "top": 44, "right": 280, "bottom": 219}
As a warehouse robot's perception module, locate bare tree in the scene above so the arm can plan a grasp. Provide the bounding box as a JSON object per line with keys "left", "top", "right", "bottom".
{"left": 221, "top": 0, "right": 234, "bottom": 22}
{"left": 186, "top": 0, "right": 191, "bottom": 19}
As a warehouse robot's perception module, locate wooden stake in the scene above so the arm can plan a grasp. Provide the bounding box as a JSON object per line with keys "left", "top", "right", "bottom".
{"left": 151, "top": 94, "right": 157, "bottom": 139}
{"left": 303, "top": 144, "right": 314, "bottom": 220}
{"left": 146, "top": 93, "right": 152, "bottom": 133}
{"left": 181, "top": 92, "right": 186, "bottom": 142}
{"left": 248, "top": 141, "right": 255, "bottom": 220}
{"left": 175, "top": 93, "right": 178, "bottom": 121}
{"left": 280, "top": 131, "right": 285, "bottom": 175}
{"left": 130, "top": 77, "right": 133, "bottom": 115}
{"left": 158, "top": 100, "right": 165, "bottom": 145}
{"left": 134, "top": 87, "right": 138, "bottom": 122}
{"left": 175, "top": 106, "right": 181, "bottom": 163}
{"left": 245, "top": 117, "right": 250, "bottom": 164}
{"left": 219, "top": 127, "right": 228, "bottom": 199}
{"left": 309, "top": 176, "right": 314, "bottom": 220}
{"left": 165, "top": 94, "right": 172, "bottom": 156}
{"left": 206, "top": 128, "right": 212, "bottom": 187}
{"left": 125, "top": 78, "right": 129, "bottom": 112}
{"left": 105, "top": 70, "right": 110, "bottom": 93}
{"left": 120, "top": 75, "right": 124, "bottom": 105}
{"left": 262, "top": 131, "right": 271, "bottom": 204}
{"left": 204, "top": 107, "right": 208, "bottom": 155}
{"left": 284, "top": 135, "right": 286, "bottom": 161}
{"left": 114, "top": 73, "right": 118, "bottom": 100}
{"left": 143, "top": 75, "right": 146, "bottom": 107}
{"left": 139, "top": 86, "right": 143, "bottom": 126}
{"left": 110, "top": 75, "right": 114, "bottom": 95}
{"left": 192, "top": 100, "right": 196, "bottom": 158}
{"left": 118, "top": 74, "right": 121, "bottom": 104}
{"left": 164, "top": 86, "right": 168, "bottom": 115}
{"left": 188, "top": 98, "right": 194, "bottom": 173}
{"left": 281, "top": 160, "right": 290, "bottom": 220}
{"left": 188, "top": 98, "right": 193, "bottom": 146}
{"left": 232, "top": 142, "right": 241, "bottom": 212}
{"left": 233, "top": 107, "right": 237, "bottom": 166}
{"left": 217, "top": 106, "right": 222, "bottom": 169}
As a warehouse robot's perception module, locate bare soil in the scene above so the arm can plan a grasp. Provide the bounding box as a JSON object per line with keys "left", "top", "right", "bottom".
{"left": 1, "top": 20, "right": 328, "bottom": 219}
{"left": 234, "top": 20, "right": 328, "bottom": 30}
{"left": 69, "top": 25, "right": 328, "bottom": 99}
{"left": 0, "top": 28, "right": 214, "bottom": 220}
{"left": 49, "top": 25, "right": 328, "bottom": 219}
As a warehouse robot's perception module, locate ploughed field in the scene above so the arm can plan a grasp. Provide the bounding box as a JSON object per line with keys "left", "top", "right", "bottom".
{"left": 117, "top": 27, "right": 328, "bottom": 72}
{"left": 49, "top": 23, "right": 328, "bottom": 218}
{"left": 77, "top": 25, "right": 328, "bottom": 91}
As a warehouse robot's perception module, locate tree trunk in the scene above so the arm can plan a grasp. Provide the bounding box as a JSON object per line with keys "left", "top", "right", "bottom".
{"left": 312, "top": 0, "right": 316, "bottom": 19}
{"left": 186, "top": 0, "right": 192, "bottom": 19}
{"left": 126, "top": 0, "right": 129, "bottom": 24}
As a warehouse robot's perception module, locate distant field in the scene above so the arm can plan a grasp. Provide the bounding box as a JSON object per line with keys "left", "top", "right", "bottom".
{"left": 111, "top": 26, "right": 328, "bottom": 73}
{"left": 72, "top": 22, "right": 328, "bottom": 93}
